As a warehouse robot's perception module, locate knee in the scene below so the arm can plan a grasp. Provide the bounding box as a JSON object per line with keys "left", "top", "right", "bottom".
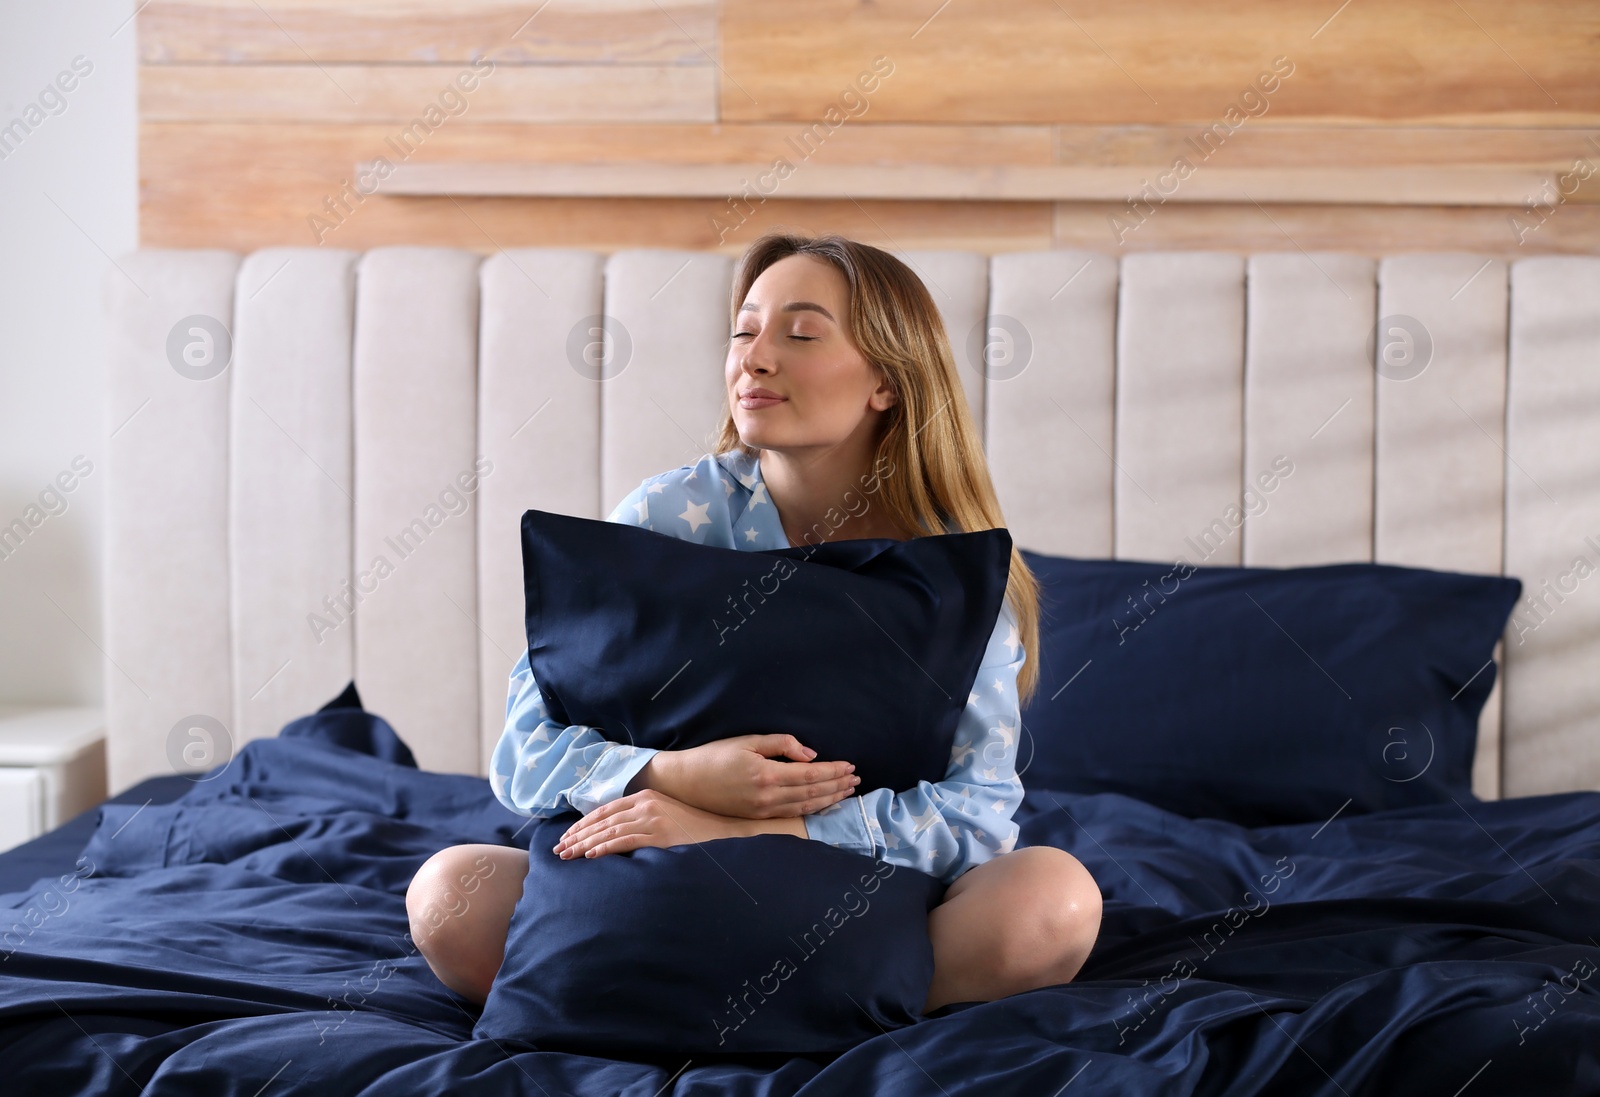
{"left": 406, "top": 846, "right": 499, "bottom": 997}
{"left": 1013, "top": 847, "right": 1103, "bottom": 984}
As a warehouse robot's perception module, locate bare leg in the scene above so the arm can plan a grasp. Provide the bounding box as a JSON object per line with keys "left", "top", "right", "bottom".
{"left": 922, "top": 845, "right": 1103, "bottom": 1014}
{"left": 405, "top": 843, "right": 530, "bottom": 1004}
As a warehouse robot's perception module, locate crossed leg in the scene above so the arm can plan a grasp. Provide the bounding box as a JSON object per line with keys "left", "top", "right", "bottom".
{"left": 921, "top": 845, "right": 1103, "bottom": 1014}
{"left": 406, "top": 842, "right": 1102, "bottom": 1010}
{"left": 405, "top": 843, "right": 529, "bottom": 1003}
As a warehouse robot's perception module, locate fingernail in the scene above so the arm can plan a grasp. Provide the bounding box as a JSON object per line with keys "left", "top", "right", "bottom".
{"left": 851, "top": 776, "right": 860, "bottom": 785}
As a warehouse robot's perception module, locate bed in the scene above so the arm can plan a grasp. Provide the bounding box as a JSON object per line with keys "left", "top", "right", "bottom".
{"left": 2, "top": 245, "right": 1598, "bottom": 1093}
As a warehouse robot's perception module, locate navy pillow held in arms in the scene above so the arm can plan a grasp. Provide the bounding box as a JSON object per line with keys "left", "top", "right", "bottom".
{"left": 516, "top": 508, "right": 1014, "bottom": 795}
{"left": 472, "top": 510, "right": 1014, "bottom": 1057}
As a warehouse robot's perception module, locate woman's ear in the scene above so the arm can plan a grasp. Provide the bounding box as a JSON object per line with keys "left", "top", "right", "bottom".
{"left": 870, "top": 375, "right": 898, "bottom": 412}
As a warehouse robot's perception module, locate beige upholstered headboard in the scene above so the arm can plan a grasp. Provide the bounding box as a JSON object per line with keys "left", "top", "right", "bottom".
{"left": 103, "top": 247, "right": 1600, "bottom": 804}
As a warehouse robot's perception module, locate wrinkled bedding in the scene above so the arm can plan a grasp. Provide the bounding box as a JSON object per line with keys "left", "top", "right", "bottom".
{"left": 1, "top": 708, "right": 1597, "bottom": 1095}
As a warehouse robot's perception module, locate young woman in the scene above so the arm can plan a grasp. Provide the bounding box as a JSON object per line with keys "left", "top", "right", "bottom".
{"left": 406, "top": 232, "right": 1103, "bottom": 1015}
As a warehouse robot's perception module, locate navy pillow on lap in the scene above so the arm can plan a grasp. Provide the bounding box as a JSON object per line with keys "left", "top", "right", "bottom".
{"left": 482, "top": 820, "right": 947, "bottom": 1057}
{"left": 1016, "top": 552, "right": 1522, "bottom": 827}
{"left": 473, "top": 511, "right": 1013, "bottom": 1057}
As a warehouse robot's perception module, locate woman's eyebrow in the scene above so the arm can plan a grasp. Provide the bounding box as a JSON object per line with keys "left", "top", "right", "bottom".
{"left": 738, "top": 301, "right": 836, "bottom": 322}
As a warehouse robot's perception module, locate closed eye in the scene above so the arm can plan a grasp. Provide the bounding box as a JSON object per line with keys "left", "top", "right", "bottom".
{"left": 731, "top": 332, "right": 816, "bottom": 341}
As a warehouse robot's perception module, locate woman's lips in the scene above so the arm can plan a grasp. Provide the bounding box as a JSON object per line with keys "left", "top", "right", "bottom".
{"left": 738, "top": 394, "right": 787, "bottom": 409}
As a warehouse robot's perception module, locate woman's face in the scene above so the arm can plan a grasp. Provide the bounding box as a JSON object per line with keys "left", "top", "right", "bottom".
{"left": 725, "top": 254, "right": 895, "bottom": 453}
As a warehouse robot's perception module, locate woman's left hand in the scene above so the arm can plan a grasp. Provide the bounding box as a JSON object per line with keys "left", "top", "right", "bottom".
{"left": 553, "top": 788, "right": 748, "bottom": 860}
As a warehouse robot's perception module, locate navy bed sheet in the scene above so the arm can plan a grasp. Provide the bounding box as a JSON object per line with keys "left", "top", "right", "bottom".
{"left": 2, "top": 705, "right": 1598, "bottom": 1095}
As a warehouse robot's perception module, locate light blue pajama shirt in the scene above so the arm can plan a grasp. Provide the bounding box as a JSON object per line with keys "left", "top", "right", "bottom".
{"left": 488, "top": 448, "right": 1026, "bottom": 886}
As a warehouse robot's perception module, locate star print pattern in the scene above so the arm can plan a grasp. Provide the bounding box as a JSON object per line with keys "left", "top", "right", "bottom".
{"left": 487, "top": 448, "right": 1026, "bottom": 886}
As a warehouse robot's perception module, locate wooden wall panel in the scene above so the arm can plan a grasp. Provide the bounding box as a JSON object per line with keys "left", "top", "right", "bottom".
{"left": 139, "top": 123, "right": 1057, "bottom": 253}
{"left": 137, "top": 2, "right": 1600, "bottom": 254}
{"left": 141, "top": 64, "right": 716, "bottom": 123}
{"left": 140, "top": 1, "right": 715, "bottom": 64}
{"left": 719, "top": 0, "right": 1600, "bottom": 125}
{"left": 1053, "top": 202, "right": 1600, "bottom": 257}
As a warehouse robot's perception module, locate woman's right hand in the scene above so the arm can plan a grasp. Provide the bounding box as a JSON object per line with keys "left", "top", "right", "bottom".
{"left": 633, "top": 735, "right": 860, "bottom": 819}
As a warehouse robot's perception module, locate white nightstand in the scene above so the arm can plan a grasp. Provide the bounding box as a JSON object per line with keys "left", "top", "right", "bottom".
{"left": 0, "top": 706, "right": 107, "bottom": 855}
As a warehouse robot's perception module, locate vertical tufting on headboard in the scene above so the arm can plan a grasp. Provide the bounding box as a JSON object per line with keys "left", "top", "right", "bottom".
{"left": 1374, "top": 255, "right": 1511, "bottom": 799}
{"left": 103, "top": 247, "right": 1600, "bottom": 803}
{"left": 105, "top": 250, "right": 239, "bottom": 798}
{"left": 1503, "top": 258, "right": 1600, "bottom": 798}
{"left": 474, "top": 250, "right": 606, "bottom": 771}
{"left": 348, "top": 248, "right": 484, "bottom": 776}
{"left": 231, "top": 247, "right": 358, "bottom": 751}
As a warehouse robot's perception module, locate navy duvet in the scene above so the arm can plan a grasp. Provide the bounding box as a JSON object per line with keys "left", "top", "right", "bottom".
{"left": 2, "top": 706, "right": 1598, "bottom": 1095}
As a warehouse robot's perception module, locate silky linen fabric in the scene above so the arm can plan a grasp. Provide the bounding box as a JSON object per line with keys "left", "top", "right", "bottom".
{"left": 5, "top": 683, "right": 1600, "bottom": 1093}
{"left": 472, "top": 511, "right": 1014, "bottom": 1056}
{"left": 1015, "top": 553, "right": 1522, "bottom": 827}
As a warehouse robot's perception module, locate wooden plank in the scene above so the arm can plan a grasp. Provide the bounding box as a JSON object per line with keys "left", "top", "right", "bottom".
{"left": 376, "top": 160, "right": 1573, "bottom": 205}
{"left": 1056, "top": 124, "right": 1600, "bottom": 169}
{"left": 720, "top": 0, "right": 1600, "bottom": 124}
{"left": 139, "top": 120, "right": 1055, "bottom": 170}
{"left": 140, "top": 122, "right": 1600, "bottom": 255}
{"left": 138, "top": 123, "right": 1054, "bottom": 252}
{"left": 1053, "top": 201, "right": 1600, "bottom": 257}
{"left": 139, "top": 0, "right": 716, "bottom": 64}
{"left": 140, "top": 63, "right": 716, "bottom": 123}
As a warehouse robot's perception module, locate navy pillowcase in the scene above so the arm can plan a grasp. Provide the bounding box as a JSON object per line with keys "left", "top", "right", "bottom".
{"left": 516, "top": 508, "right": 1014, "bottom": 795}
{"left": 477, "top": 819, "right": 947, "bottom": 1058}
{"left": 1016, "top": 552, "right": 1522, "bottom": 828}
{"left": 472, "top": 510, "right": 1013, "bottom": 1057}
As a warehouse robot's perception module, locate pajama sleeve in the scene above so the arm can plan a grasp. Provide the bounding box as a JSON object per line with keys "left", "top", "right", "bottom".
{"left": 802, "top": 599, "right": 1026, "bottom": 887}
{"left": 487, "top": 469, "right": 707, "bottom": 818}
{"left": 488, "top": 648, "right": 659, "bottom": 819}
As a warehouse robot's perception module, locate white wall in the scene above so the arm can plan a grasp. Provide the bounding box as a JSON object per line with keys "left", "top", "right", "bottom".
{"left": 0, "top": 1, "right": 137, "bottom": 705}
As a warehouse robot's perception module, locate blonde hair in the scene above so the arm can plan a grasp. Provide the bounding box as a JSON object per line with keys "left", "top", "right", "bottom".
{"left": 712, "top": 231, "right": 1041, "bottom": 705}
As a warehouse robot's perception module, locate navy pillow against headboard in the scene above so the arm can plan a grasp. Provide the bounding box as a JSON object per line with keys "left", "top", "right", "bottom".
{"left": 474, "top": 512, "right": 1013, "bottom": 1057}
{"left": 1016, "top": 552, "right": 1522, "bottom": 828}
